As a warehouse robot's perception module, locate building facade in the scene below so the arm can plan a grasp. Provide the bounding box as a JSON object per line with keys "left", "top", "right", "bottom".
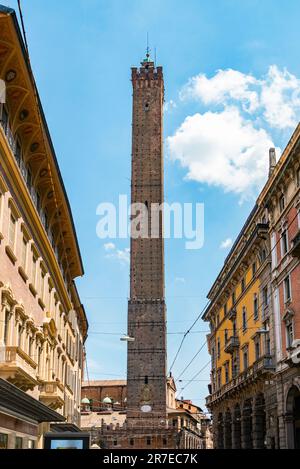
{"left": 203, "top": 125, "right": 300, "bottom": 449}
{"left": 80, "top": 377, "right": 211, "bottom": 449}
{"left": 0, "top": 5, "right": 88, "bottom": 448}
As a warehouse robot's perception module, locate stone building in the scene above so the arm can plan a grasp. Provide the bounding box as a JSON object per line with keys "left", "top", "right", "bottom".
{"left": 80, "top": 377, "right": 211, "bottom": 449}
{"left": 0, "top": 5, "right": 88, "bottom": 448}
{"left": 260, "top": 125, "right": 300, "bottom": 449}
{"left": 203, "top": 124, "right": 300, "bottom": 449}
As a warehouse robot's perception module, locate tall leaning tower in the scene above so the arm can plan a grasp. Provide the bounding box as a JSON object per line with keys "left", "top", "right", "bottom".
{"left": 126, "top": 53, "right": 167, "bottom": 431}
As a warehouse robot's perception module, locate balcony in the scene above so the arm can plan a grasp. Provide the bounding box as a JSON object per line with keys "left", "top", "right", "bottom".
{"left": 0, "top": 346, "right": 38, "bottom": 391}
{"left": 291, "top": 231, "right": 300, "bottom": 259}
{"left": 206, "top": 355, "right": 275, "bottom": 407}
{"left": 224, "top": 336, "right": 240, "bottom": 354}
{"left": 39, "top": 381, "right": 65, "bottom": 410}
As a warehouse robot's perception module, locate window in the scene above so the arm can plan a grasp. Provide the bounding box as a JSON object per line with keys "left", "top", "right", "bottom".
{"left": 211, "top": 346, "right": 215, "bottom": 365}
{"left": 31, "top": 251, "right": 37, "bottom": 287}
{"left": 232, "top": 291, "right": 236, "bottom": 306}
{"left": 216, "top": 313, "right": 220, "bottom": 327}
{"left": 113, "top": 440, "right": 118, "bottom": 446}
{"left": 21, "top": 236, "right": 27, "bottom": 270}
{"left": 284, "top": 276, "right": 291, "bottom": 303}
{"left": 254, "top": 337, "right": 260, "bottom": 360}
{"left": 241, "top": 277, "right": 246, "bottom": 293}
{"left": 217, "top": 338, "right": 221, "bottom": 359}
{"left": 261, "top": 248, "right": 267, "bottom": 262}
{"left": 40, "top": 268, "right": 46, "bottom": 301}
{"left": 232, "top": 353, "right": 239, "bottom": 378}
{"left": 281, "top": 230, "right": 288, "bottom": 256}
{"left": 233, "top": 319, "right": 237, "bottom": 336}
{"left": 28, "top": 440, "right": 35, "bottom": 449}
{"left": 18, "top": 324, "right": 22, "bottom": 348}
{"left": 144, "top": 375, "right": 148, "bottom": 384}
{"left": 224, "top": 329, "right": 228, "bottom": 343}
{"left": 263, "top": 286, "right": 268, "bottom": 308}
{"left": 242, "top": 307, "right": 247, "bottom": 332}
{"left": 217, "top": 369, "right": 221, "bottom": 389}
{"left": 163, "top": 437, "right": 167, "bottom": 446}
{"left": 15, "top": 437, "right": 23, "bottom": 449}
{"left": 243, "top": 346, "right": 249, "bottom": 370}
{"left": 253, "top": 293, "right": 259, "bottom": 321}
{"left": 252, "top": 262, "right": 256, "bottom": 277}
{"left": 265, "top": 332, "right": 271, "bottom": 356}
{"left": 279, "top": 194, "right": 285, "bottom": 212}
{"left": 28, "top": 336, "right": 33, "bottom": 358}
{"left": 130, "top": 439, "right": 134, "bottom": 446}
{"left": 146, "top": 437, "right": 151, "bottom": 446}
{"left": 26, "top": 167, "right": 32, "bottom": 191}
{"left": 286, "top": 321, "right": 294, "bottom": 349}
{"left": 8, "top": 213, "right": 16, "bottom": 249}
{"left": 224, "top": 303, "right": 227, "bottom": 316}
{"left": 0, "top": 433, "right": 8, "bottom": 449}
{"left": 225, "top": 362, "right": 229, "bottom": 383}
{"left": 3, "top": 310, "right": 10, "bottom": 346}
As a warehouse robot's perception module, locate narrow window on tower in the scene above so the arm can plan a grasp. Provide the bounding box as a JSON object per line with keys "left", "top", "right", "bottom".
{"left": 144, "top": 375, "right": 148, "bottom": 384}
{"left": 144, "top": 102, "right": 149, "bottom": 111}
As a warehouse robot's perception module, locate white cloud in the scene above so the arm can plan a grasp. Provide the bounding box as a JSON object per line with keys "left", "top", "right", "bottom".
{"left": 167, "top": 106, "right": 279, "bottom": 200}
{"left": 180, "top": 68, "right": 259, "bottom": 113}
{"left": 104, "top": 244, "right": 130, "bottom": 265}
{"left": 104, "top": 242, "right": 116, "bottom": 251}
{"left": 180, "top": 65, "right": 300, "bottom": 129}
{"left": 260, "top": 65, "right": 300, "bottom": 129}
{"left": 220, "top": 238, "right": 233, "bottom": 249}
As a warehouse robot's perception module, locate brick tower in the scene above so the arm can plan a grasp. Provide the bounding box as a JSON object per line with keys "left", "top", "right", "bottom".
{"left": 126, "top": 54, "right": 167, "bottom": 431}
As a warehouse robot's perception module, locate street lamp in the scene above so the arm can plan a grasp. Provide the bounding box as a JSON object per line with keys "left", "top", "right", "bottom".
{"left": 120, "top": 335, "right": 135, "bottom": 342}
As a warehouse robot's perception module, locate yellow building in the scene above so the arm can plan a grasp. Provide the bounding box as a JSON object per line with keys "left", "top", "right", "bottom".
{"left": 203, "top": 165, "right": 275, "bottom": 449}
{"left": 0, "top": 5, "right": 88, "bottom": 448}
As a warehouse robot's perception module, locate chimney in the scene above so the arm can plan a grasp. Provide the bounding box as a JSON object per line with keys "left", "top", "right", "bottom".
{"left": 269, "top": 148, "right": 276, "bottom": 177}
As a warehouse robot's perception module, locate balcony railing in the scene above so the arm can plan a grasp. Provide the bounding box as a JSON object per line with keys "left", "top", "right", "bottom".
{"left": 39, "top": 381, "right": 65, "bottom": 410}
{"left": 0, "top": 346, "right": 38, "bottom": 391}
{"left": 291, "top": 231, "right": 300, "bottom": 258}
{"left": 205, "top": 355, "right": 275, "bottom": 407}
{"left": 224, "top": 336, "right": 240, "bottom": 354}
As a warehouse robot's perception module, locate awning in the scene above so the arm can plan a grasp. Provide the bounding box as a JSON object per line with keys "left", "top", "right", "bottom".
{"left": 0, "top": 378, "right": 65, "bottom": 423}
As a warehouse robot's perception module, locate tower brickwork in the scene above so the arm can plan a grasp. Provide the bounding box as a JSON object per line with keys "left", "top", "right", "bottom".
{"left": 126, "top": 58, "right": 167, "bottom": 429}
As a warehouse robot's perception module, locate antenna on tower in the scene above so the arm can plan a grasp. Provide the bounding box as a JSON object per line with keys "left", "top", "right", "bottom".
{"left": 145, "top": 32, "right": 150, "bottom": 61}
{"left": 154, "top": 47, "right": 157, "bottom": 66}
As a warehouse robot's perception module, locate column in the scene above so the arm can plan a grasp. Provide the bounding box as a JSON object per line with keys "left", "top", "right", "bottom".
{"left": 232, "top": 408, "right": 241, "bottom": 449}
{"left": 252, "top": 402, "right": 266, "bottom": 448}
{"left": 241, "top": 401, "right": 253, "bottom": 449}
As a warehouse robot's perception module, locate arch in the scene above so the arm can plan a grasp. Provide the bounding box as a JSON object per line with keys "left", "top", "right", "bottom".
{"left": 285, "top": 385, "right": 300, "bottom": 449}
{"left": 241, "top": 399, "right": 253, "bottom": 449}
{"left": 253, "top": 393, "right": 266, "bottom": 449}
{"left": 232, "top": 404, "right": 241, "bottom": 449}
{"left": 216, "top": 412, "right": 224, "bottom": 449}
{"left": 224, "top": 409, "right": 232, "bottom": 449}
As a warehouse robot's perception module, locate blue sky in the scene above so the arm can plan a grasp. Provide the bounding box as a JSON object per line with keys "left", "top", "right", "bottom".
{"left": 3, "top": 0, "right": 300, "bottom": 411}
